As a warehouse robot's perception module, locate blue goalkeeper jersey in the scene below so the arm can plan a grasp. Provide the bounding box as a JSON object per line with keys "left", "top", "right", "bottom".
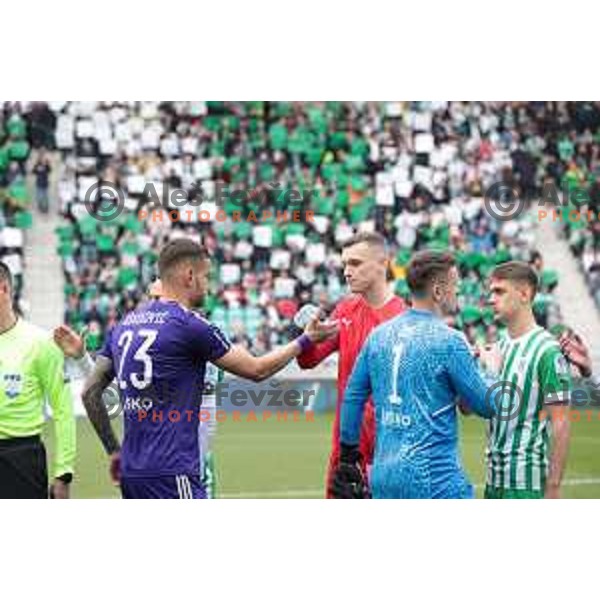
{"left": 340, "top": 308, "right": 496, "bottom": 499}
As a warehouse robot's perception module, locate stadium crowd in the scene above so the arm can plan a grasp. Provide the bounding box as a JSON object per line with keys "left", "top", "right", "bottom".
{"left": 5, "top": 101, "right": 577, "bottom": 352}
{"left": 0, "top": 102, "right": 54, "bottom": 310}
{"left": 526, "top": 102, "right": 600, "bottom": 309}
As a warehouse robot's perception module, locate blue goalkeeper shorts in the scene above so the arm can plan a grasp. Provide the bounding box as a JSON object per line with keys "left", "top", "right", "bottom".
{"left": 120, "top": 474, "right": 207, "bottom": 499}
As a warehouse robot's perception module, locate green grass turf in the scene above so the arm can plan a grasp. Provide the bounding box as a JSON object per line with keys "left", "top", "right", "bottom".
{"left": 43, "top": 412, "right": 600, "bottom": 498}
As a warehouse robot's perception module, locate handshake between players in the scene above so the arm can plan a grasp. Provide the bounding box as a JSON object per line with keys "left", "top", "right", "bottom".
{"left": 53, "top": 239, "right": 338, "bottom": 498}
{"left": 48, "top": 243, "right": 584, "bottom": 500}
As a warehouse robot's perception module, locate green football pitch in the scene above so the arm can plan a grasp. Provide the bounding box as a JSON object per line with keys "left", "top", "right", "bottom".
{"left": 44, "top": 412, "right": 600, "bottom": 498}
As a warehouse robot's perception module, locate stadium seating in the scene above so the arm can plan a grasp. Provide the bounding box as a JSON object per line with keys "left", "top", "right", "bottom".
{"left": 47, "top": 102, "right": 566, "bottom": 351}
{"left": 538, "top": 103, "right": 600, "bottom": 309}
{"left": 0, "top": 103, "right": 39, "bottom": 309}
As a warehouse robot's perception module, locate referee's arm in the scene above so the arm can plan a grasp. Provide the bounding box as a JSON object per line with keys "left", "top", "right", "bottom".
{"left": 37, "top": 339, "right": 76, "bottom": 491}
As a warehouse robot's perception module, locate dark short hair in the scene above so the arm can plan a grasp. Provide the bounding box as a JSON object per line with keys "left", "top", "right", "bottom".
{"left": 158, "top": 239, "right": 210, "bottom": 279}
{"left": 406, "top": 250, "right": 456, "bottom": 296}
{"left": 342, "top": 231, "right": 388, "bottom": 253}
{"left": 490, "top": 261, "right": 539, "bottom": 297}
{"left": 0, "top": 261, "right": 13, "bottom": 289}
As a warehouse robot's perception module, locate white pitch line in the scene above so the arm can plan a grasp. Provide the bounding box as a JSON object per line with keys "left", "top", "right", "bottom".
{"left": 473, "top": 477, "right": 600, "bottom": 489}
{"left": 220, "top": 478, "right": 600, "bottom": 498}
{"left": 556, "top": 477, "right": 600, "bottom": 487}
{"left": 221, "top": 489, "right": 323, "bottom": 498}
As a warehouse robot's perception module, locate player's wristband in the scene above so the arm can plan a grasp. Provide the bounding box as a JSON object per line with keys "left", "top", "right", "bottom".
{"left": 296, "top": 333, "right": 313, "bottom": 353}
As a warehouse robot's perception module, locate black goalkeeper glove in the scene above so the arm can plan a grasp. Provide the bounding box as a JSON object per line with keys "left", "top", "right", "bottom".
{"left": 329, "top": 443, "right": 370, "bottom": 499}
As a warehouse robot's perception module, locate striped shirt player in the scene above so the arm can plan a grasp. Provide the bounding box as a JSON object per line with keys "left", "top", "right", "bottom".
{"left": 485, "top": 326, "right": 572, "bottom": 499}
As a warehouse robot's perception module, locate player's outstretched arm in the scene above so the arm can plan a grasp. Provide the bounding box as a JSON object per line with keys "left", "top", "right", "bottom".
{"left": 447, "top": 335, "right": 497, "bottom": 419}
{"left": 54, "top": 324, "right": 96, "bottom": 379}
{"left": 296, "top": 305, "right": 341, "bottom": 369}
{"left": 331, "top": 344, "right": 372, "bottom": 499}
{"left": 82, "top": 356, "right": 121, "bottom": 472}
{"left": 559, "top": 330, "right": 592, "bottom": 379}
{"left": 339, "top": 342, "right": 372, "bottom": 446}
{"left": 214, "top": 315, "right": 338, "bottom": 382}
{"left": 296, "top": 333, "right": 340, "bottom": 369}
{"left": 53, "top": 324, "right": 85, "bottom": 358}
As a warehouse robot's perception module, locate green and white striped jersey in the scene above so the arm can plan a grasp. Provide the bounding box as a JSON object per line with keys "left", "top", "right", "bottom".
{"left": 486, "top": 325, "right": 572, "bottom": 492}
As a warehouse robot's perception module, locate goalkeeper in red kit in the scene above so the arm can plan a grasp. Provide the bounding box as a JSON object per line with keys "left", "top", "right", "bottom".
{"left": 296, "top": 232, "right": 405, "bottom": 498}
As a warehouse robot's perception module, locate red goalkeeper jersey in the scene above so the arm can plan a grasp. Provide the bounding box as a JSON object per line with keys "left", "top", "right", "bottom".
{"left": 297, "top": 294, "right": 406, "bottom": 495}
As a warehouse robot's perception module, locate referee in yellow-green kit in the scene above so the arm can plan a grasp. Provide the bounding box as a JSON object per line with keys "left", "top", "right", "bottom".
{"left": 0, "top": 262, "right": 76, "bottom": 499}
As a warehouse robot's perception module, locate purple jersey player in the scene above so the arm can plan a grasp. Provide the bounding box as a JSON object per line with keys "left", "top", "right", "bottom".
{"left": 98, "top": 300, "right": 231, "bottom": 498}
{"left": 82, "top": 238, "right": 337, "bottom": 499}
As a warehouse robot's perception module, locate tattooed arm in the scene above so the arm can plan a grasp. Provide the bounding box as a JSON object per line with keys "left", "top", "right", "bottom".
{"left": 82, "top": 356, "right": 121, "bottom": 483}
